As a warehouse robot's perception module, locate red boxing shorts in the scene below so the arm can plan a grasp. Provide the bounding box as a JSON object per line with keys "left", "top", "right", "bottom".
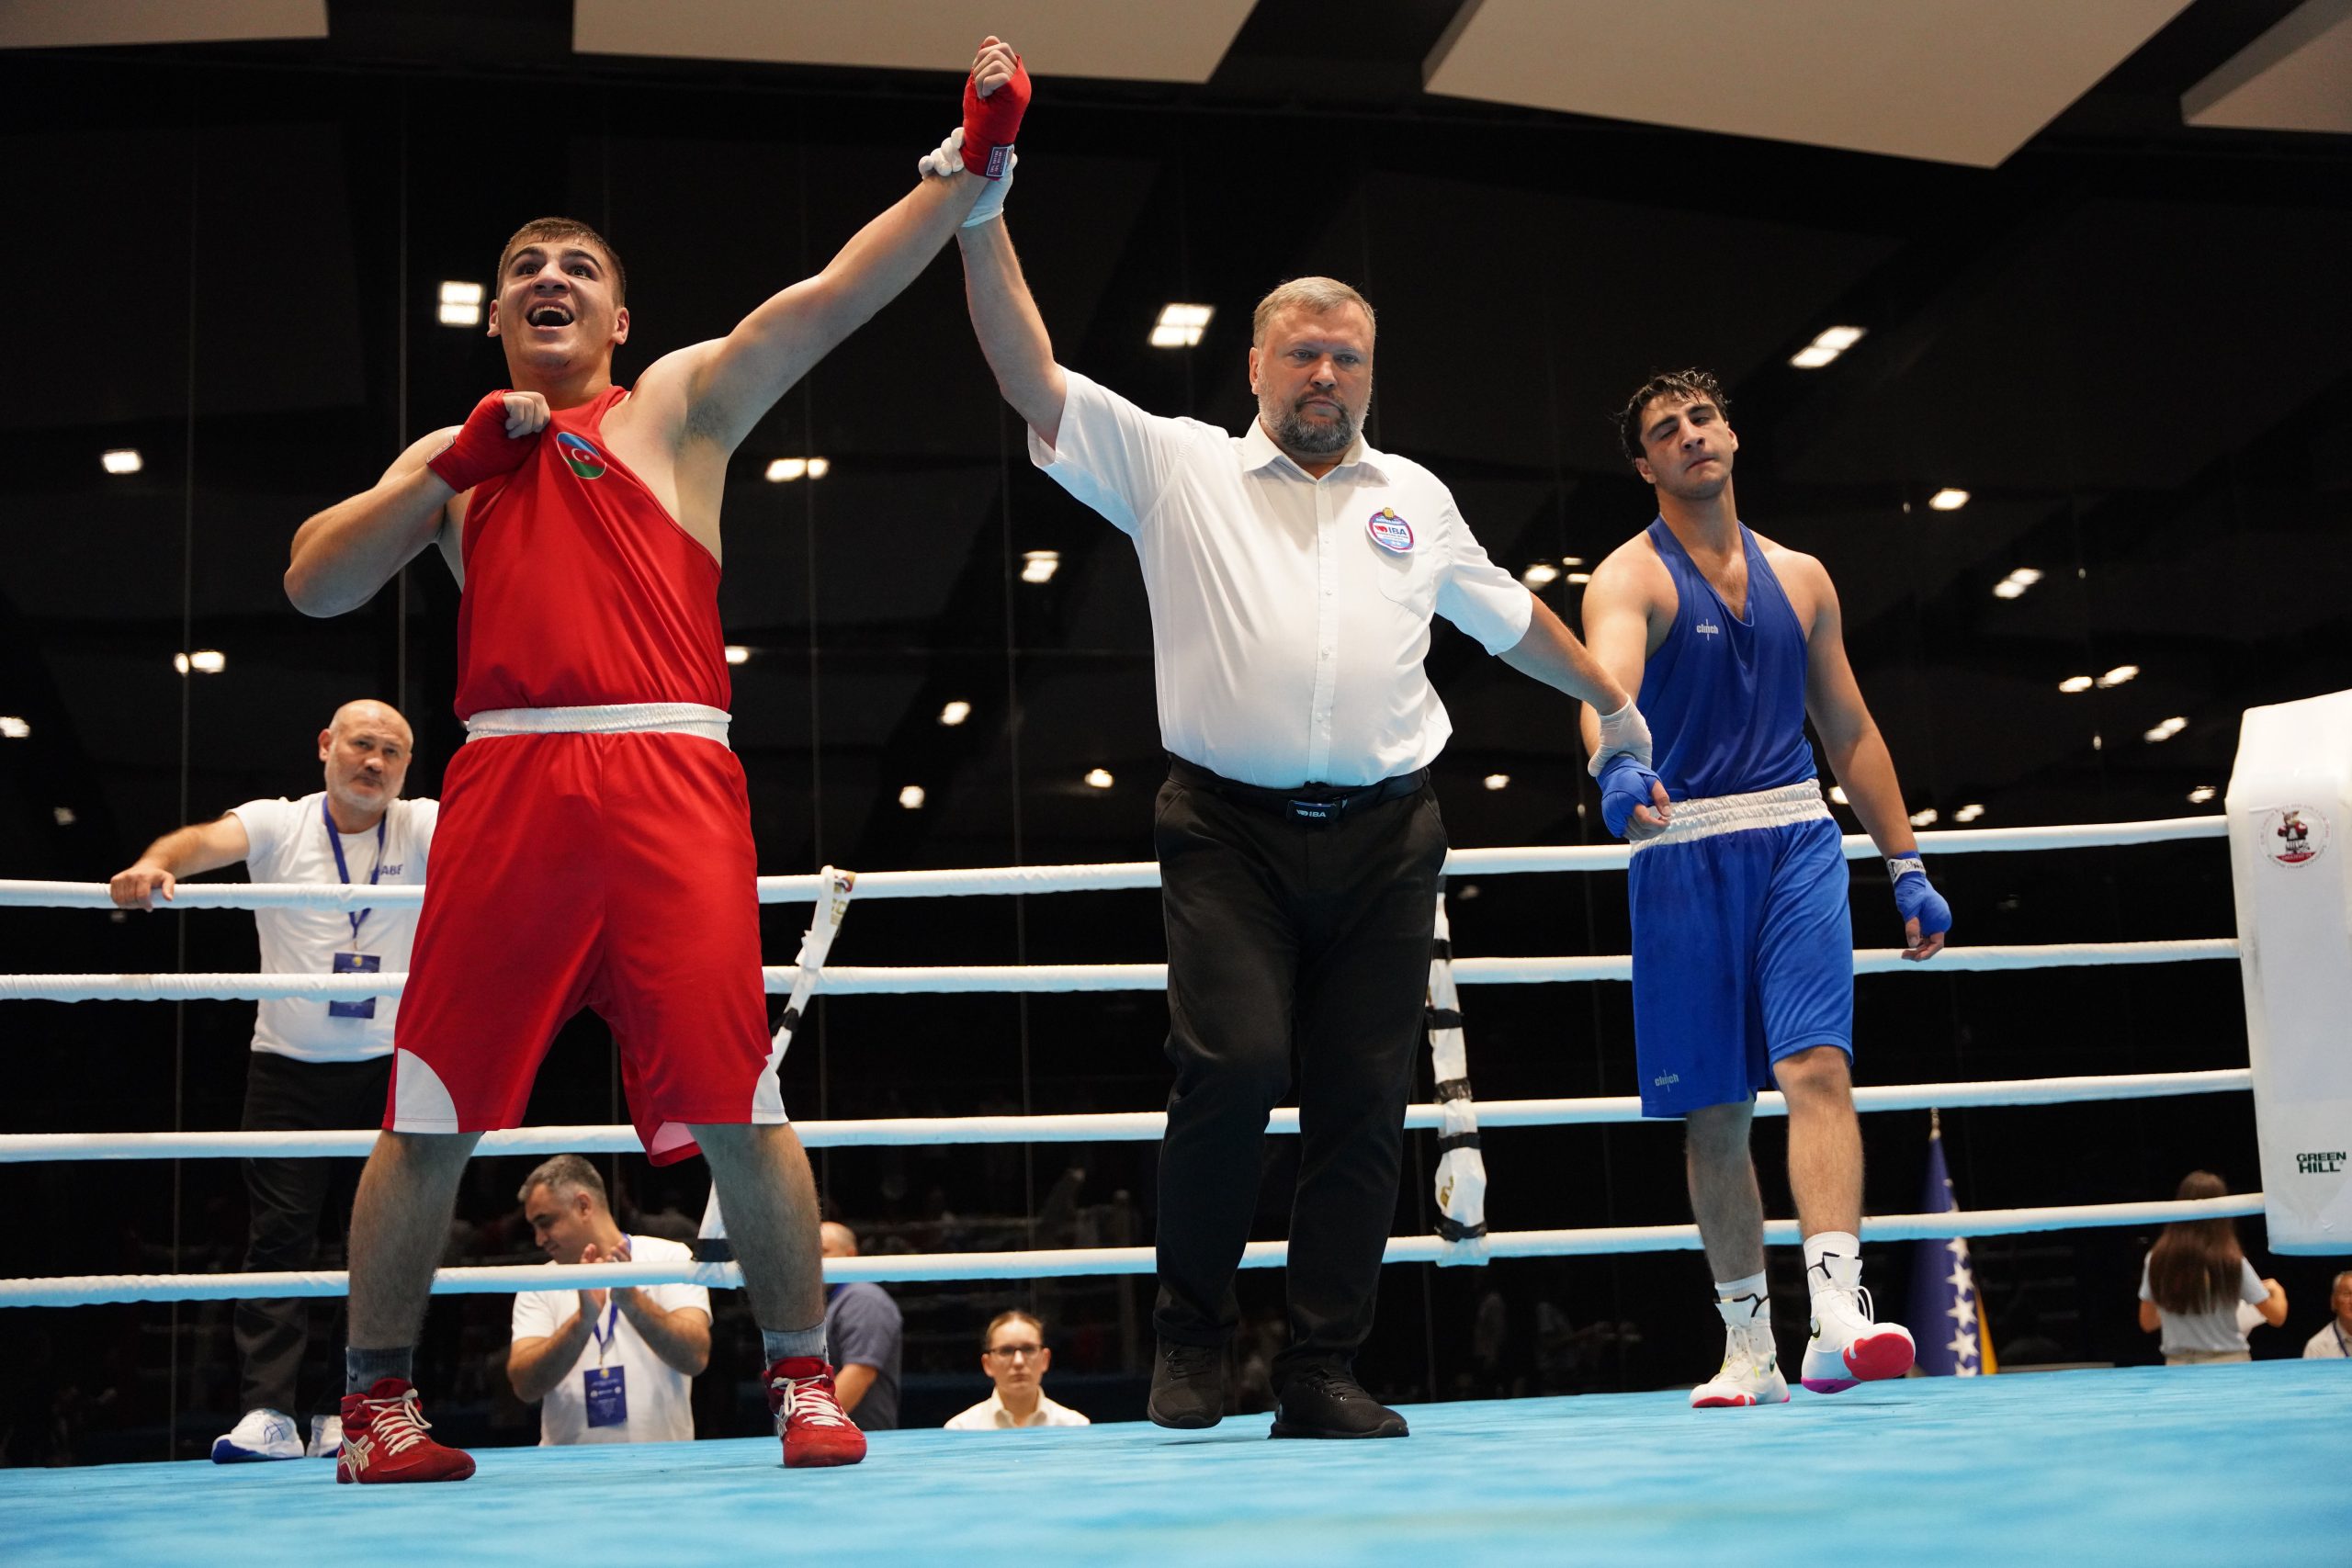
{"left": 389, "top": 724, "right": 778, "bottom": 1165}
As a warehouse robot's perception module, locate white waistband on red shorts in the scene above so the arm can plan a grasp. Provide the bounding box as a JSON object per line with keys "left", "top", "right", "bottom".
{"left": 1629, "top": 778, "right": 1829, "bottom": 853}
{"left": 463, "top": 703, "right": 732, "bottom": 748}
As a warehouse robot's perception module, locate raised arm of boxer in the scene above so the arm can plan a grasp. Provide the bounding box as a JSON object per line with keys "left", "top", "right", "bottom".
{"left": 1787, "top": 553, "right": 1950, "bottom": 960}
{"left": 1576, "top": 550, "right": 1674, "bottom": 840}
{"left": 652, "top": 38, "right": 1030, "bottom": 455}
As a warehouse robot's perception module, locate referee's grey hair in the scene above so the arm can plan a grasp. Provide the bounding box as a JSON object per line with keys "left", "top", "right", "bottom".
{"left": 1250, "top": 276, "right": 1376, "bottom": 347}
{"left": 518, "top": 1153, "right": 607, "bottom": 1208}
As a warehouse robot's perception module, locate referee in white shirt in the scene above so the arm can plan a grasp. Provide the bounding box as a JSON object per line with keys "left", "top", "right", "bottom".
{"left": 956, "top": 197, "right": 1653, "bottom": 1440}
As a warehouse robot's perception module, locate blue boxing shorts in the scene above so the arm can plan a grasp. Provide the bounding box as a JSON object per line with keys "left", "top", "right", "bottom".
{"left": 1627, "top": 781, "right": 1852, "bottom": 1118}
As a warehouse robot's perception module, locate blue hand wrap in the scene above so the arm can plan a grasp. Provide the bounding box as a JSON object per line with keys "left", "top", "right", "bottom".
{"left": 1598, "top": 753, "right": 1663, "bottom": 840}
{"left": 1887, "top": 856, "right": 1951, "bottom": 939}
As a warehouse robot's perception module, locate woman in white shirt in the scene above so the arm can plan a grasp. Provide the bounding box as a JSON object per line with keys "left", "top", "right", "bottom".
{"left": 2136, "top": 1170, "right": 2287, "bottom": 1365}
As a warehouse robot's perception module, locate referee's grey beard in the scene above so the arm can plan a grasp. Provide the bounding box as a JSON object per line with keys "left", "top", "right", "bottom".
{"left": 1269, "top": 400, "right": 1358, "bottom": 459}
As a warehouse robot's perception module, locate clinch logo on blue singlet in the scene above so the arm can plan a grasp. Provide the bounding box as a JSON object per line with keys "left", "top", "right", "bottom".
{"left": 1695, "top": 620, "right": 1722, "bottom": 637}
{"left": 1653, "top": 1072, "right": 1680, "bottom": 1089}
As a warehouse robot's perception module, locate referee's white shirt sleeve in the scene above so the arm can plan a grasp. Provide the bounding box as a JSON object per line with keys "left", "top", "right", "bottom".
{"left": 1029, "top": 370, "right": 1532, "bottom": 789}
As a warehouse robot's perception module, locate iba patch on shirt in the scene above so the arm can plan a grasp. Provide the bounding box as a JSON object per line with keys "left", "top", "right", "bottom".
{"left": 557, "top": 432, "right": 607, "bottom": 480}
{"left": 1367, "top": 507, "right": 1414, "bottom": 553}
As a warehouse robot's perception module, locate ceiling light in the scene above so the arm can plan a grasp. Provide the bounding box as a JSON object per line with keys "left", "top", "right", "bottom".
{"left": 2188, "top": 784, "right": 2217, "bottom": 804}
{"left": 1560, "top": 556, "right": 1585, "bottom": 568}
{"left": 2097, "top": 664, "right": 2139, "bottom": 688}
{"left": 1791, "top": 325, "right": 1866, "bottom": 369}
{"left": 1928, "top": 488, "right": 1970, "bottom": 512}
{"left": 1151, "top": 302, "right": 1213, "bottom": 348}
{"left": 2058, "top": 675, "right": 2094, "bottom": 694}
{"left": 1565, "top": 571, "right": 1593, "bottom": 585}
{"left": 805, "top": 457, "right": 830, "bottom": 479}
{"left": 52, "top": 806, "right": 75, "bottom": 826}
{"left": 1827, "top": 784, "right": 1849, "bottom": 806}
{"left": 175, "top": 649, "right": 226, "bottom": 675}
{"left": 1991, "top": 581, "right": 2025, "bottom": 600}
{"left": 765, "top": 457, "right": 808, "bottom": 482}
{"left": 724, "top": 645, "right": 750, "bottom": 666}
{"left": 2143, "top": 716, "right": 2187, "bottom": 743}
{"left": 1521, "top": 562, "right": 1559, "bottom": 588}
{"left": 938, "top": 700, "right": 971, "bottom": 727}
{"left": 0, "top": 716, "right": 28, "bottom": 739}
{"left": 437, "top": 281, "right": 482, "bottom": 327}
{"left": 1953, "top": 804, "right": 1984, "bottom": 823}
{"left": 1083, "top": 767, "right": 1114, "bottom": 789}
{"left": 1022, "top": 550, "right": 1059, "bottom": 584}
{"left": 102, "top": 448, "right": 143, "bottom": 475}
{"left": 1483, "top": 773, "right": 1510, "bottom": 791}
{"left": 898, "top": 784, "right": 926, "bottom": 810}
{"left": 1908, "top": 807, "right": 1939, "bottom": 828}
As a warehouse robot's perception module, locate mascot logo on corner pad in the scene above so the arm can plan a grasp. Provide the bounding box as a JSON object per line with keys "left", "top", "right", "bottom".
{"left": 556, "top": 431, "right": 607, "bottom": 480}
{"left": 2264, "top": 806, "right": 2329, "bottom": 868}
{"left": 1367, "top": 507, "right": 1414, "bottom": 553}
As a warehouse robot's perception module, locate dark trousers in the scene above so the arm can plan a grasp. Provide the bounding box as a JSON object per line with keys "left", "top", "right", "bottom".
{"left": 1150, "top": 765, "right": 1446, "bottom": 1380}
{"left": 235, "top": 1051, "right": 391, "bottom": 1416}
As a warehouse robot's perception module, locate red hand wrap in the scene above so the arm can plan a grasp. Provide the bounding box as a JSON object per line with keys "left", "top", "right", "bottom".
{"left": 426, "top": 390, "right": 537, "bottom": 494}
{"left": 960, "top": 53, "right": 1029, "bottom": 179}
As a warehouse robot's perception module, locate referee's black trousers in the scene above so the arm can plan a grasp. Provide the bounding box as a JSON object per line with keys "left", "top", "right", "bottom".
{"left": 1150, "top": 768, "right": 1446, "bottom": 1380}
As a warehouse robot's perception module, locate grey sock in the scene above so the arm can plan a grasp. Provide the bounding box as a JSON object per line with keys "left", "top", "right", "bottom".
{"left": 761, "top": 1324, "right": 828, "bottom": 1366}
{"left": 345, "top": 1346, "right": 413, "bottom": 1394}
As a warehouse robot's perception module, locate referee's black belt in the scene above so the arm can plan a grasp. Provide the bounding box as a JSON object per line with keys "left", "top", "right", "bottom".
{"left": 1166, "top": 755, "right": 1429, "bottom": 828}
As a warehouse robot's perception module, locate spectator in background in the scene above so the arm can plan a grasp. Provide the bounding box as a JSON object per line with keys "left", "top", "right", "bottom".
{"left": 820, "top": 1222, "right": 901, "bottom": 1430}
{"left": 946, "top": 1311, "right": 1091, "bottom": 1429}
{"left": 2137, "top": 1170, "right": 2287, "bottom": 1365}
{"left": 508, "top": 1156, "right": 710, "bottom": 1444}
{"left": 2302, "top": 1270, "right": 2352, "bottom": 1359}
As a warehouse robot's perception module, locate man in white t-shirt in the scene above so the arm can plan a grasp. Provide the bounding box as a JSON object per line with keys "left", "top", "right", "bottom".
{"left": 2303, "top": 1271, "right": 2352, "bottom": 1359}
{"left": 944, "top": 1310, "right": 1091, "bottom": 1431}
{"left": 509, "top": 1155, "right": 711, "bottom": 1445}
{"left": 109, "top": 699, "right": 435, "bottom": 1464}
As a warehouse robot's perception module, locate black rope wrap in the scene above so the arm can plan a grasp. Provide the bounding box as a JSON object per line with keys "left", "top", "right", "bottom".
{"left": 1434, "top": 1077, "right": 1475, "bottom": 1103}
{"left": 1430, "top": 937, "right": 1453, "bottom": 961}
{"left": 1433, "top": 1214, "right": 1487, "bottom": 1242}
{"left": 1425, "top": 1006, "right": 1464, "bottom": 1032}
{"left": 1435, "top": 1132, "right": 1482, "bottom": 1156}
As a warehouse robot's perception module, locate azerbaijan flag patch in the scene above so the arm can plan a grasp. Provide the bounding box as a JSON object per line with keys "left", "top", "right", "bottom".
{"left": 556, "top": 431, "right": 606, "bottom": 480}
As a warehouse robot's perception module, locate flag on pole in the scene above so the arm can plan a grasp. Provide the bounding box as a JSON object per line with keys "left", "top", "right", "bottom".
{"left": 1910, "top": 1110, "right": 1995, "bottom": 1375}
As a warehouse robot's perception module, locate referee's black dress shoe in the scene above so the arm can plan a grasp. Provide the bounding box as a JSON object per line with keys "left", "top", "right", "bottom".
{"left": 1269, "top": 1365, "right": 1409, "bottom": 1438}
{"left": 1147, "top": 1337, "right": 1226, "bottom": 1429}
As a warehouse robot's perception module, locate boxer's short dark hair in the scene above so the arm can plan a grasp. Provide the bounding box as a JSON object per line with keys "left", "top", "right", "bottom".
{"left": 1617, "top": 368, "right": 1728, "bottom": 465}
{"left": 497, "top": 217, "right": 628, "bottom": 306}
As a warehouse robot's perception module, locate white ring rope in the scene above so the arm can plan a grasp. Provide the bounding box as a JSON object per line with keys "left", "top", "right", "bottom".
{"left": 0, "top": 1069, "right": 2252, "bottom": 1165}
{"left": 0, "top": 940, "right": 2241, "bottom": 1004}
{"left": 0, "top": 814, "right": 2227, "bottom": 913}
{"left": 0, "top": 1195, "right": 2265, "bottom": 1308}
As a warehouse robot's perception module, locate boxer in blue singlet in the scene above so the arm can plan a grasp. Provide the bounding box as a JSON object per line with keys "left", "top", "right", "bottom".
{"left": 1578, "top": 369, "right": 1953, "bottom": 1407}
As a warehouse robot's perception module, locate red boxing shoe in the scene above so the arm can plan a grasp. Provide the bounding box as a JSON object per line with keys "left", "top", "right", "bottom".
{"left": 765, "top": 1358, "right": 867, "bottom": 1469}
{"left": 334, "top": 1378, "right": 476, "bottom": 1483}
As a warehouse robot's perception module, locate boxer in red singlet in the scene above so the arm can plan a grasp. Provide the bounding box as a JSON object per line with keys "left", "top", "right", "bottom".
{"left": 283, "top": 39, "right": 1031, "bottom": 1483}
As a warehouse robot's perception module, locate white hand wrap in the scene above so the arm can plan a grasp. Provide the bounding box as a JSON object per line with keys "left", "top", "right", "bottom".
{"left": 1886, "top": 855, "right": 1926, "bottom": 882}
{"left": 1588, "top": 698, "right": 1654, "bottom": 776}
{"left": 919, "top": 128, "right": 1015, "bottom": 227}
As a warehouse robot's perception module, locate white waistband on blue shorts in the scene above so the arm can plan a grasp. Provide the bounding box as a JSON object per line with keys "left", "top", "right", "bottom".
{"left": 463, "top": 702, "right": 731, "bottom": 748}
{"left": 1629, "top": 778, "right": 1829, "bottom": 853}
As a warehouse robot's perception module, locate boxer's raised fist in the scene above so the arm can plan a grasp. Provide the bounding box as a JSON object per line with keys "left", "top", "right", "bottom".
{"left": 962, "top": 37, "right": 1028, "bottom": 179}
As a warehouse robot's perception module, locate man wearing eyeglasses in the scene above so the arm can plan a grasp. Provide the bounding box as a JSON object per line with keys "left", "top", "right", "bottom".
{"left": 945, "top": 1311, "right": 1091, "bottom": 1430}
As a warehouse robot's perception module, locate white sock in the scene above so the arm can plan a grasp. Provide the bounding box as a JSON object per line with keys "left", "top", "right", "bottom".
{"left": 1804, "top": 1231, "right": 1861, "bottom": 1295}
{"left": 1713, "top": 1271, "right": 1770, "bottom": 1326}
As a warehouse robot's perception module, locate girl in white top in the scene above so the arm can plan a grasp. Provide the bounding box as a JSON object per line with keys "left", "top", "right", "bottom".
{"left": 2136, "top": 1170, "right": 2287, "bottom": 1365}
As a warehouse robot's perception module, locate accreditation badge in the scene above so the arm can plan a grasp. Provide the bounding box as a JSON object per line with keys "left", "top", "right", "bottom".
{"left": 329, "top": 951, "right": 380, "bottom": 1020}
{"left": 583, "top": 1365, "right": 628, "bottom": 1428}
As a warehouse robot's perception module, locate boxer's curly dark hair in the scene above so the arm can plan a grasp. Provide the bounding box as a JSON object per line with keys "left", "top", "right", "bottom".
{"left": 1616, "top": 368, "right": 1728, "bottom": 466}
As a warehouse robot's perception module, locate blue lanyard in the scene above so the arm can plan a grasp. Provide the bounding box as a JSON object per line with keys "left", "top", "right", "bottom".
{"left": 590, "top": 1297, "right": 621, "bottom": 1364}
{"left": 322, "top": 796, "right": 387, "bottom": 949}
